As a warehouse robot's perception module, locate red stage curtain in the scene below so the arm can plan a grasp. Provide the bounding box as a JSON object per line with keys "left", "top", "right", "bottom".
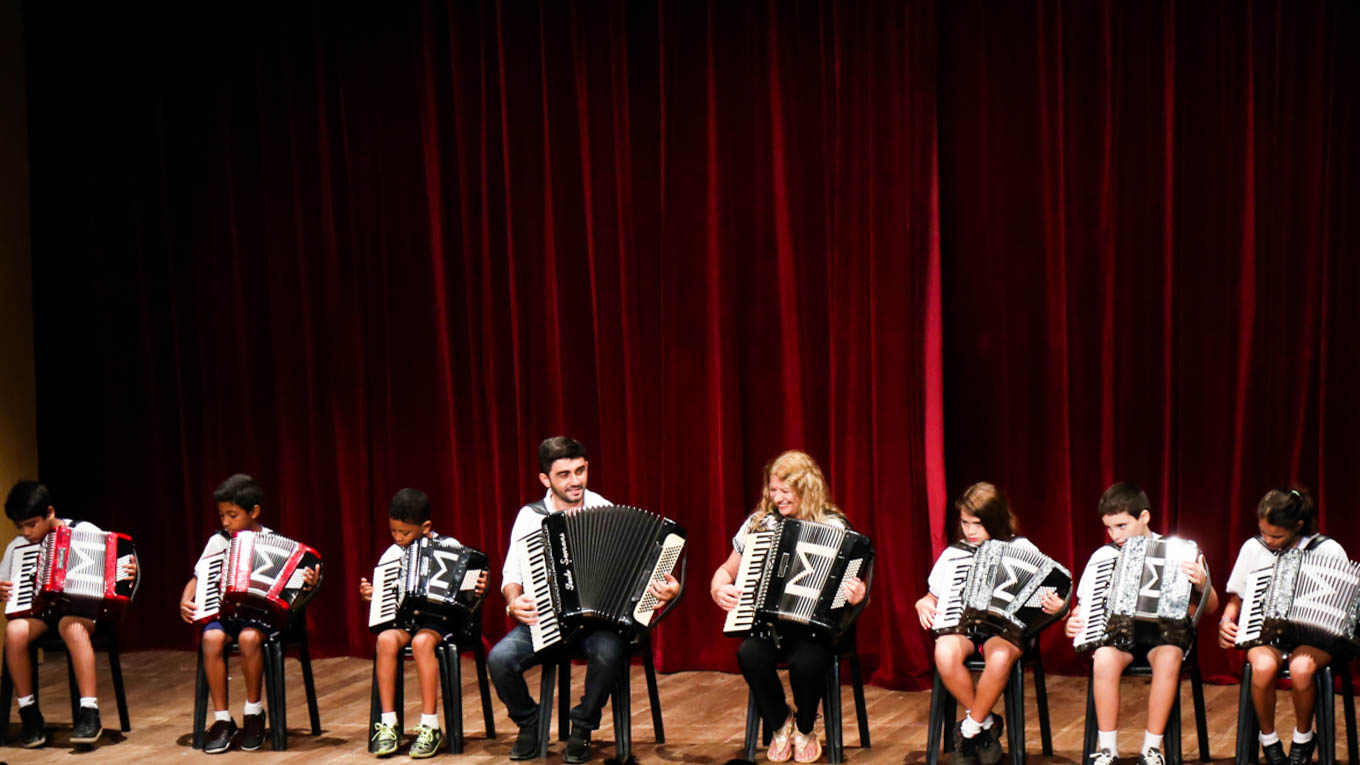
{"left": 22, "top": 0, "right": 1359, "bottom": 690}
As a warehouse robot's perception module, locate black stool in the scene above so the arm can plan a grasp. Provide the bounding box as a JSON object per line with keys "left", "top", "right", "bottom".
{"left": 0, "top": 621, "right": 131, "bottom": 745}
{"left": 191, "top": 617, "right": 321, "bottom": 751}
{"left": 742, "top": 633, "right": 871, "bottom": 764}
{"left": 1236, "top": 658, "right": 1358, "bottom": 765}
{"left": 536, "top": 631, "right": 665, "bottom": 761}
{"left": 926, "top": 640, "right": 1053, "bottom": 765}
{"left": 1081, "top": 644, "right": 1210, "bottom": 763}
{"left": 367, "top": 629, "right": 498, "bottom": 753}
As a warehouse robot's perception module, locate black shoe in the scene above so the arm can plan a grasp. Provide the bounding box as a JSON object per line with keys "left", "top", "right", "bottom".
{"left": 564, "top": 724, "right": 592, "bottom": 764}
{"left": 977, "top": 715, "right": 1004, "bottom": 765}
{"left": 1263, "top": 740, "right": 1288, "bottom": 765}
{"left": 510, "top": 722, "right": 539, "bottom": 760}
{"left": 239, "top": 712, "right": 267, "bottom": 751}
{"left": 70, "top": 705, "right": 102, "bottom": 744}
{"left": 1288, "top": 737, "right": 1317, "bottom": 765}
{"left": 953, "top": 721, "right": 980, "bottom": 765}
{"left": 18, "top": 704, "right": 46, "bottom": 748}
{"left": 204, "top": 718, "right": 239, "bottom": 754}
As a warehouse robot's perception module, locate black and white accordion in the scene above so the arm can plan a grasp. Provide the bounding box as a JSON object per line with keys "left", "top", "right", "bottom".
{"left": 217, "top": 531, "right": 322, "bottom": 630}
{"left": 930, "top": 539, "right": 1071, "bottom": 647}
{"left": 723, "top": 518, "right": 873, "bottom": 644}
{"left": 1235, "top": 546, "right": 1360, "bottom": 650}
{"left": 516, "top": 505, "right": 686, "bottom": 653}
{"left": 1073, "top": 535, "right": 1208, "bottom": 652}
{"left": 4, "top": 526, "right": 139, "bottom": 621}
{"left": 368, "top": 536, "right": 488, "bottom": 634}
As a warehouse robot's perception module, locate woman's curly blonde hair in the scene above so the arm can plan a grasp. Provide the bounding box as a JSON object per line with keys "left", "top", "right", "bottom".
{"left": 747, "top": 450, "right": 841, "bottom": 532}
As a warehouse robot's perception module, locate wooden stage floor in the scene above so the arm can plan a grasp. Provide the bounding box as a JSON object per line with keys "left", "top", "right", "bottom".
{"left": 0, "top": 650, "right": 1347, "bottom": 763}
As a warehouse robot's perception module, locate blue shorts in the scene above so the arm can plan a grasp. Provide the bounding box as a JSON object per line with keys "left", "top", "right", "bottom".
{"left": 202, "top": 618, "right": 268, "bottom": 640}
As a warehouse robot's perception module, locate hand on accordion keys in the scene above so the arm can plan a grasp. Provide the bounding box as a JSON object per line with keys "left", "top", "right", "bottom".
{"left": 300, "top": 564, "right": 321, "bottom": 590}
{"left": 359, "top": 577, "right": 373, "bottom": 602}
{"left": 473, "top": 570, "right": 488, "bottom": 598}
{"left": 1038, "top": 587, "right": 1064, "bottom": 614}
{"left": 914, "top": 594, "right": 938, "bottom": 630}
{"left": 1063, "top": 605, "right": 1085, "bottom": 639}
{"left": 647, "top": 573, "right": 680, "bottom": 610}
{"left": 713, "top": 583, "right": 741, "bottom": 611}
{"left": 1182, "top": 554, "right": 1209, "bottom": 590}
{"left": 119, "top": 554, "right": 139, "bottom": 582}
{"left": 840, "top": 576, "right": 867, "bottom": 607}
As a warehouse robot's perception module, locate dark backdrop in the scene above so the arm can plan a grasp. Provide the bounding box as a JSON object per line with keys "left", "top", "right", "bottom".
{"left": 21, "top": 0, "right": 1358, "bottom": 688}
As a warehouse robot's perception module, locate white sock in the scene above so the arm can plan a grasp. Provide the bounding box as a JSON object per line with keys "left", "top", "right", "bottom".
{"left": 1142, "top": 730, "right": 1163, "bottom": 752}
{"left": 17, "top": 694, "right": 35, "bottom": 708}
{"left": 80, "top": 697, "right": 98, "bottom": 709}
{"left": 960, "top": 713, "right": 983, "bottom": 738}
{"left": 1260, "top": 730, "right": 1281, "bottom": 746}
{"left": 214, "top": 710, "right": 232, "bottom": 722}
{"left": 419, "top": 713, "right": 440, "bottom": 730}
{"left": 979, "top": 713, "right": 995, "bottom": 730}
{"left": 243, "top": 699, "right": 264, "bottom": 716}
{"left": 1294, "top": 727, "right": 1315, "bottom": 744}
{"left": 381, "top": 711, "right": 398, "bottom": 727}
{"left": 1098, "top": 729, "right": 1118, "bottom": 755}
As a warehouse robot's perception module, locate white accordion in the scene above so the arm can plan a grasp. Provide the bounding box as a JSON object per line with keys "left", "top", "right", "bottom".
{"left": 1235, "top": 545, "right": 1360, "bottom": 650}
{"left": 932, "top": 539, "right": 1071, "bottom": 647}
{"left": 1073, "top": 535, "right": 1208, "bottom": 652}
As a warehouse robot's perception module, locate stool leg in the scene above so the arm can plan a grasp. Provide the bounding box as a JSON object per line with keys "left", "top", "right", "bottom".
{"left": 268, "top": 640, "right": 287, "bottom": 751}
{"left": 65, "top": 651, "right": 79, "bottom": 723}
{"left": 558, "top": 657, "right": 571, "bottom": 741}
{"left": 825, "top": 658, "right": 843, "bottom": 764}
{"left": 1166, "top": 690, "right": 1182, "bottom": 764}
{"left": 1032, "top": 653, "right": 1052, "bottom": 756}
{"left": 1320, "top": 667, "right": 1336, "bottom": 765}
{"left": 439, "top": 643, "right": 462, "bottom": 754}
{"left": 369, "top": 659, "right": 382, "bottom": 752}
{"left": 192, "top": 646, "right": 208, "bottom": 749}
{"left": 1237, "top": 663, "right": 1258, "bottom": 764}
{"left": 1008, "top": 660, "right": 1024, "bottom": 765}
{"left": 0, "top": 647, "right": 11, "bottom": 747}
{"left": 299, "top": 630, "right": 320, "bottom": 735}
{"left": 744, "top": 689, "right": 761, "bottom": 762}
{"left": 926, "top": 670, "right": 945, "bottom": 765}
{"left": 474, "top": 643, "right": 497, "bottom": 738}
{"left": 614, "top": 669, "right": 631, "bottom": 761}
{"left": 1341, "top": 668, "right": 1357, "bottom": 765}
{"left": 537, "top": 662, "right": 556, "bottom": 758}
{"left": 1190, "top": 661, "right": 1209, "bottom": 762}
{"left": 849, "top": 650, "right": 870, "bottom": 748}
{"left": 396, "top": 651, "right": 405, "bottom": 732}
{"left": 1083, "top": 666, "right": 1098, "bottom": 760}
{"left": 107, "top": 634, "right": 131, "bottom": 732}
{"left": 644, "top": 641, "right": 665, "bottom": 743}
{"left": 944, "top": 689, "right": 958, "bottom": 753}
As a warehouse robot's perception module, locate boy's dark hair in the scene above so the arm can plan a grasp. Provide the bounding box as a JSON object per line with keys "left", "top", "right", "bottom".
{"left": 953, "top": 481, "right": 1017, "bottom": 541}
{"left": 538, "top": 436, "right": 587, "bottom": 476}
{"left": 5, "top": 481, "right": 53, "bottom": 523}
{"left": 1258, "top": 487, "right": 1318, "bottom": 536}
{"left": 1098, "top": 482, "right": 1150, "bottom": 518}
{"left": 388, "top": 488, "right": 431, "bottom": 524}
{"left": 213, "top": 473, "right": 264, "bottom": 512}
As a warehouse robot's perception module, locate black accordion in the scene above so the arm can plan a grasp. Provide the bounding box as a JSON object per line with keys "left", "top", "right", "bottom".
{"left": 1073, "top": 535, "right": 1208, "bottom": 652}
{"left": 723, "top": 518, "right": 873, "bottom": 643}
{"left": 368, "top": 537, "right": 488, "bottom": 634}
{"left": 931, "top": 539, "right": 1071, "bottom": 647}
{"left": 516, "top": 505, "right": 686, "bottom": 653}
{"left": 1235, "top": 546, "right": 1360, "bottom": 651}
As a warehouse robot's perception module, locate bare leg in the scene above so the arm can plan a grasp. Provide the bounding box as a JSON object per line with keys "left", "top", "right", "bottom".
{"left": 58, "top": 616, "right": 98, "bottom": 698}
{"left": 237, "top": 628, "right": 265, "bottom": 705}
{"left": 376, "top": 629, "right": 414, "bottom": 714}
{"left": 411, "top": 630, "right": 442, "bottom": 717}
{"left": 1092, "top": 645, "right": 1135, "bottom": 731}
{"left": 970, "top": 636, "right": 1022, "bottom": 722}
{"left": 935, "top": 634, "right": 976, "bottom": 711}
{"left": 201, "top": 629, "right": 231, "bottom": 711}
{"left": 1249, "top": 645, "right": 1284, "bottom": 735}
{"left": 4, "top": 618, "right": 50, "bottom": 698}
{"left": 1144, "top": 644, "right": 1184, "bottom": 735}
{"left": 1288, "top": 645, "right": 1332, "bottom": 733}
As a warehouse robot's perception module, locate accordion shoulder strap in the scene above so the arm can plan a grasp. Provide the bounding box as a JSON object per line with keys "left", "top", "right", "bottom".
{"left": 527, "top": 499, "right": 550, "bottom": 516}
{"left": 1303, "top": 534, "right": 1334, "bottom": 552}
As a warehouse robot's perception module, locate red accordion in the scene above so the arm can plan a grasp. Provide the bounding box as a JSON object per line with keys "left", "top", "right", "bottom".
{"left": 7, "top": 526, "right": 138, "bottom": 621}
{"left": 221, "top": 530, "right": 322, "bottom": 629}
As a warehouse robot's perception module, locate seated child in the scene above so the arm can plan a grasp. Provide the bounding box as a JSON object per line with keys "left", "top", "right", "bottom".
{"left": 360, "top": 488, "right": 487, "bottom": 759}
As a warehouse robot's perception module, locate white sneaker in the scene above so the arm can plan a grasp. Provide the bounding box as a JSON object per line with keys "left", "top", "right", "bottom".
{"left": 1138, "top": 747, "right": 1166, "bottom": 765}
{"left": 1089, "top": 749, "right": 1118, "bottom": 765}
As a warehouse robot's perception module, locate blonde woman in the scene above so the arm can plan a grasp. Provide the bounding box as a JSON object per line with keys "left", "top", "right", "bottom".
{"left": 711, "top": 451, "right": 867, "bottom": 763}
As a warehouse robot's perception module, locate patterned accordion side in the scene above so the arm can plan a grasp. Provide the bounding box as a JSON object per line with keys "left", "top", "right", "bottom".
{"left": 723, "top": 518, "right": 874, "bottom": 644}
{"left": 367, "top": 537, "right": 488, "bottom": 634}
{"left": 4, "top": 526, "right": 138, "bottom": 621}
{"left": 221, "top": 530, "right": 322, "bottom": 630}
{"left": 1074, "top": 535, "right": 1207, "bottom": 652}
{"left": 1235, "top": 548, "right": 1360, "bottom": 650}
{"left": 516, "top": 505, "right": 686, "bottom": 653}
{"left": 955, "top": 540, "right": 1071, "bottom": 646}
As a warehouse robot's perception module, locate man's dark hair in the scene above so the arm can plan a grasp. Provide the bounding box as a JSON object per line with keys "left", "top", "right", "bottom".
{"left": 5, "top": 481, "right": 52, "bottom": 523}
{"left": 1098, "top": 481, "right": 1151, "bottom": 518}
{"left": 213, "top": 473, "right": 264, "bottom": 512}
{"left": 388, "top": 488, "right": 431, "bottom": 524}
{"left": 538, "top": 436, "right": 587, "bottom": 476}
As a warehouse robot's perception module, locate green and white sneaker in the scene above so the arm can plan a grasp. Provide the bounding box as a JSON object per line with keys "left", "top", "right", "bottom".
{"left": 370, "top": 721, "right": 399, "bottom": 756}
{"left": 409, "top": 724, "right": 443, "bottom": 759}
